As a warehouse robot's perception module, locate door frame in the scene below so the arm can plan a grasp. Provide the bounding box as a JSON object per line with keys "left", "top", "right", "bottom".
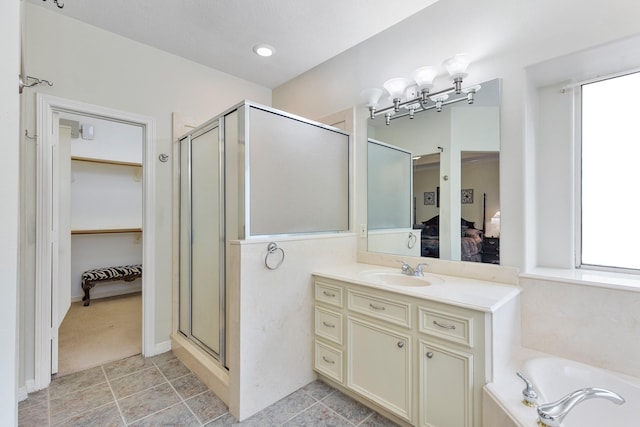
{"left": 35, "top": 94, "right": 156, "bottom": 389}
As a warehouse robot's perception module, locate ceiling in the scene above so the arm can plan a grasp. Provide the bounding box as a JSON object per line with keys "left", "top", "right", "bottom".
{"left": 28, "top": 0, "right": 440, "bottom": 88}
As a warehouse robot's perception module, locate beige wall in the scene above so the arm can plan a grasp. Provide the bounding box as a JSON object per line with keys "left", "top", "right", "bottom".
{"left": 19, "top": 3, "right": 271, "bottom": 388}
{"left": 1, "top": 0, "right": 21, "bottom": 423}
{"left": 460, "top": 157, "right": 499, "bottom": 229}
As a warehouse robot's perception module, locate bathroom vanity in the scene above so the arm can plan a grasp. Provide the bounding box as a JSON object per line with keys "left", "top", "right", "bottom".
{"left": 312, "top": 263, "right": 520, "bottom": 427}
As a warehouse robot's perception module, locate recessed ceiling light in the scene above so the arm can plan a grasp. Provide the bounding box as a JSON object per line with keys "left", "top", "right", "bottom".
{"left": 253, "top": 44, "right": 275, "bottom": 57}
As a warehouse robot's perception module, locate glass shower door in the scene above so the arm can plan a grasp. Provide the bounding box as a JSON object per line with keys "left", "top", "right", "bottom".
{"left": 179, "top": 124, "right": 224, "bottom": 359}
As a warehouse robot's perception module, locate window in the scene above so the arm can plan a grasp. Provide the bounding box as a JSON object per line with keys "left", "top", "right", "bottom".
{"left": 580, "top": 71, "right": 640, "bottom": 271}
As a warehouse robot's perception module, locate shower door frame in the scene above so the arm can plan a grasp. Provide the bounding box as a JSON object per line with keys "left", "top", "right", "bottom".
{"left": 178, "top": 119, "right": 226, "bottom": 364}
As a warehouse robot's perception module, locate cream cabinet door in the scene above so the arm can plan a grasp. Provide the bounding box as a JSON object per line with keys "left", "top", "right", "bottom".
{"left": 419, "top": 340, "right": 473, "bottom": 427}
{"left": 347, "top": 316, "right": 412, "bottom": 422}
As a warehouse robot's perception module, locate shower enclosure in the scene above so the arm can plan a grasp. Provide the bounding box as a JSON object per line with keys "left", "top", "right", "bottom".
{"left": 177, "top": 101, "right": 350, "bottom": 368}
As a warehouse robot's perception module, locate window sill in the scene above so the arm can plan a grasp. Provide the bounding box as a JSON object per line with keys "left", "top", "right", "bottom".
{"left": 521, "top": 267, "right": 640, "bottom": 293}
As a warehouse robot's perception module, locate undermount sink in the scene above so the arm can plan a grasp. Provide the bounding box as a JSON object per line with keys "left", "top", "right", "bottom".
{"left": 359, "top": 270, "right": 444, "bottom": 287}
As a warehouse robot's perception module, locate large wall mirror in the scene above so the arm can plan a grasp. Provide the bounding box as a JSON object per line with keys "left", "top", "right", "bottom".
{"left": 367, "top": 78, "right": 501, "bottom": 263}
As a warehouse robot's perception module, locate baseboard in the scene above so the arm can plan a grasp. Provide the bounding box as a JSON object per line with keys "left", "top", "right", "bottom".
{"left": 154, "top": 340, "right": 172, "bottom": 356}
{"left": 17, "top": 379, "right": 38, "bottom": 401}
{"left": 17, "top": 386, "right": 28, "bottom": 402}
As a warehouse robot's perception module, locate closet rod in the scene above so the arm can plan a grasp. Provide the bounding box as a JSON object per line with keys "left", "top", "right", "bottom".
{"left": 72, "top": 228, "right": 142, "bottom": 235}
{"left": 71, "top": 156, "right": 142, "bottom": 167}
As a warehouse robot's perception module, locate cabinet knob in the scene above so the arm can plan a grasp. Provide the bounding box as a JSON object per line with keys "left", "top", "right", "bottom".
{"left": 397, "top": 341, "right": 404, "bottom": 348}
{"left": 426, "top": 352, "right": 434, "bottom": 359}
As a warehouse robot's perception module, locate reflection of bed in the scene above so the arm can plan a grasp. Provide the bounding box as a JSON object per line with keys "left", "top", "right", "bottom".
{"left": 417, "top": 216, "right": 483, "bottom": 262}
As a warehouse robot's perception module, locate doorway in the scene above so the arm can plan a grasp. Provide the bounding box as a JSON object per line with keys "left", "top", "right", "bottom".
{"left": 57, "top": 112, "right": 143, "bottom": 375}
{"left": 34, "top": 94, "right": 156, "bottom": 388}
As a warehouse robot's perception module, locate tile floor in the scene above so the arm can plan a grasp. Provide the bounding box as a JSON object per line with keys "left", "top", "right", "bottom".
{"left": 19, "top": 351, "right": 400, "bottom": 426}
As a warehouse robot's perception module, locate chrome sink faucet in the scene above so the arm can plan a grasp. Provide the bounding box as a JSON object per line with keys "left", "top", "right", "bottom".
{"left": 536, "top": 387, "right": 625, "bottom": 427}
{"left": 397, "top": 261, "right": 429, "bottom": 276}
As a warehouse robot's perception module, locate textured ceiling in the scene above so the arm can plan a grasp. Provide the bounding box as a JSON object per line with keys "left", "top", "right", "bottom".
{"left": 28, "top": 0, "right": 440, "bottom": 88}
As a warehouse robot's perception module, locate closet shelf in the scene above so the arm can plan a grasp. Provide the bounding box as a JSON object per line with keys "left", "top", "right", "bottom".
{"left": 71, "top": 156, "right": 142, "bottom": 167}
{"left": 71, "top": 227, "right": 142, "bottom": 235}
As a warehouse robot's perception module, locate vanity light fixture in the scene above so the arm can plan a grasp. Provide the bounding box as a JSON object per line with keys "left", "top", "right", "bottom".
{"left": 42, "top": 0, "right": 64, "bottom": 8}
{"left": 362, "top": 53, "right": 479, "bottom": 125}
{"left": 253, "top": 44, "right": 275, "bottom": 57}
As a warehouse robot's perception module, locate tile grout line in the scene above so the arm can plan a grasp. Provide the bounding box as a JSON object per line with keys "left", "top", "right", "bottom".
{"left": 356, "top": 411, "right": 375, "bottom": 426}
{"left": 272, "top": 386, "right": 325, "bottom": 426}
{"left": 152, "top": 357, "right": 205, "bottom": 426}
{"left": 275, "top": 399, "right": 321, "bottom": 426}
{"left": 102, "top": 365, "right": 129, "bottom": 426}
{"left": 183, "top": 388, "right": 230, "bottom": 425}
{"left": 48, "top": 372, "right": 114, "bottom": 426}
{"left": 126, "top": 401, "right": 190, "bottom": 426}
{"left": 47, "top": 365, "right": 117, "bottom": 426}
{"left": 274, "top": 387, "right": 357, "bottom": 427}
{"left": 318, "top": 388, "right": 374, "bottom": 427}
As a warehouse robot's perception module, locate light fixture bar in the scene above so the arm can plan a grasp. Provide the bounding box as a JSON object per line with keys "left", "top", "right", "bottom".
{"left": 371, "top": 85, "right": 456, "bottom": 118}
{"left": 383, "top": 92, "right": 471, "bottom": 123}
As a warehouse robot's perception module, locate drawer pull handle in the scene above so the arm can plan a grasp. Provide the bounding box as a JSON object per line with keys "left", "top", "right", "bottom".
{"left": 433, "top": 320, "right": 456, "bottom": 330}
{"left": 426, "top": 352, "right": 434, "bottom": 359}
{"left": 322, "top": 356, "right": 335, "bottom": 364}
{"left": 369, "top": 303, "right": 386, "bottom": 311}
{"left": 322, "top": 290, "right": 336, "bottom": 297}
{"left": 397, "top": 341, "right": 404, "bottom": 348}
{"left": 322, "top": 321, "right": 336, "bottom": 328}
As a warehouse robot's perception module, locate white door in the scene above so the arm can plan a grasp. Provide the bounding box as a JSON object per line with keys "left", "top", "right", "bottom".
{"left": 51, "top": 119, "right": 72, "bottom": 374}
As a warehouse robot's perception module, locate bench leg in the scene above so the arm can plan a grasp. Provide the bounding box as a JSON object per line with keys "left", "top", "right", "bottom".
{"left": 82, "top": 282, "right": 92, "bottom": 306}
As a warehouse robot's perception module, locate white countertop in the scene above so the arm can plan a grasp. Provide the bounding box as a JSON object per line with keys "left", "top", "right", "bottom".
{"left": 312, "top": 263, "right": 520, "bottom": 313}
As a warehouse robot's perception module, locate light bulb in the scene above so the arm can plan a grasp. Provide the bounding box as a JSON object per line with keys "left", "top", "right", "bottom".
{"left": 383, "top": 78, "right": 411, "bottom": 100}
{"left": 253, "top": 44, "right": 275, "bottom": 57}
{"left": 443, "top": 53, "right": 471, "bottom": 79}
{"left": 412, "top": 66, "right": 438, "bottom": 92}
{"left": 360, "top": 88, "right": 383, "bottom": 107}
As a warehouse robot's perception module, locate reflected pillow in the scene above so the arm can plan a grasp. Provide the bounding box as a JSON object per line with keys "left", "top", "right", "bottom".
{"left": 465, "top": 228, "right": 483, "bottom": 238}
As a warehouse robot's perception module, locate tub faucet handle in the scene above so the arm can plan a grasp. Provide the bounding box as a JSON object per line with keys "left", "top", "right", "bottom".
{"left": 516, "top": 372, "right": 538, "bottom": 407}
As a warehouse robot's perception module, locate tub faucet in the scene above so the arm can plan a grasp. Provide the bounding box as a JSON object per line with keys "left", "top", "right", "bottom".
{"left": 515, "top": 372, "right": 538, "bottom": 407}
{"left": 537, "top": 387, "right": 625, "bottom": 427}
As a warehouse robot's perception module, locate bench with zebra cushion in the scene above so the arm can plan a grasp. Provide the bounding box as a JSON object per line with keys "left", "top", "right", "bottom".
{"left": 81, "top": 264, "right": 142, "bottom": 306}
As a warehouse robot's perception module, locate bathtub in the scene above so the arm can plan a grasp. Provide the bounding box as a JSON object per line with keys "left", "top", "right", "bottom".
{"left": 485, "top": 355, "right": 640, "bottom": 427}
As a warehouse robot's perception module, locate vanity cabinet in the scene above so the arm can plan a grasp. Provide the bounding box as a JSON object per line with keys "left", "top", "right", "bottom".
{"left": 348, "top": 316, "right": 412, "bottom": 421}
{"left": 313, "top": 276, "right": 487, "bottom": 427}
{"left": 419, "top": 341, "right": 473, "bottom": 427}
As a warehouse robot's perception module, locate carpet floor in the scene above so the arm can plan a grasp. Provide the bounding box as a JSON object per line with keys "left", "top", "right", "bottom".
{"left": 57, "top": 292, "right": 142, "bottom": 377}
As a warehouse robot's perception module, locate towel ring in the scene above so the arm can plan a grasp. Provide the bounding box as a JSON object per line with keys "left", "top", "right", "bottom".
{"left": 407, "top": 232, "right": 417, "bottom": 249}
{"left": 265, "top": 242, "right": 285, "bottom": 270}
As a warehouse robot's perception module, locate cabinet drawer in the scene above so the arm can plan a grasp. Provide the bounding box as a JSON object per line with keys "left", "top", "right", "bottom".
{"left": 314, "top": 340, "right": 343, "bottom": 383}
{"left": 348, "top": 291, "right": 411, "bottom": 328}
{"left": 315, "top": 307, "right": 343, "bottom": 345}
{"left": 418, "top": 307, "right": 473, "bottom": 347}
{"left": 315, "top": 281, "right": 344, "bottom": 308}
